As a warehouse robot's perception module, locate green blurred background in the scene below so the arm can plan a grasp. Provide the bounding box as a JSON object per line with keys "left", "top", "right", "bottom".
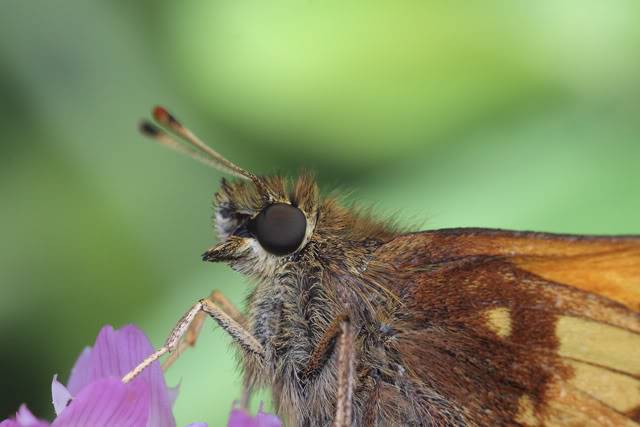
{"left": 1, "top": 1, "right": 639, "bottom": 425}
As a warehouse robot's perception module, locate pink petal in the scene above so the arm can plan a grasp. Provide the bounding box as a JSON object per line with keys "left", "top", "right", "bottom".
{"left": 255, "top": 411, "right": 282, "bottom": 427}
{"left": 227, "top": 408, "right": 254, "bottom": 427}
{"left": 227, "top": 406, "right": 281, "bottom": 427}
{"left": 167, "top": 383, "right": 180, "bottom": 408}
{"left": 0, "top": 405, "right": 50, "bottom": 427}
{"left": 88, "top": 325, "right": 151, "bottom": 380}
{"left": 51, "top": 375, "right": 72, "bottom": 416}
{"left": 255, "top": 402, "right": 281, "bottom": 427}
{"left": 66, "top": 347, "right": 92, "bottom": 395}
{"left": 65, "top": 325, "right": 176, "bottom": 427}
{"left": 51, "top": 377, "right": 149, "bottom": 427}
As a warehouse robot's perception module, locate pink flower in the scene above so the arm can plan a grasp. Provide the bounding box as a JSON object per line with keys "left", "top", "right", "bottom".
{"left": 1, "top": 325, "right": 191, "bottom": 427}
{"left": 1, "top": 325, "right": 281, "bottom": 427}
{"left": 228, "top": 404, "right": 282, "bottom": 427}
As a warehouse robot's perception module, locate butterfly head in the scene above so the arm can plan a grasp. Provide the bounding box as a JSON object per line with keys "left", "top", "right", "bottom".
{"left": 203, "top": 173, "right": 321, "bottom": 275}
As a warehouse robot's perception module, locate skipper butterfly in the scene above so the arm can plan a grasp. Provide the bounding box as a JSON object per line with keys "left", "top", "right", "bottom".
{"left": 125, "top": 107, "right": 640, "bottom": 427}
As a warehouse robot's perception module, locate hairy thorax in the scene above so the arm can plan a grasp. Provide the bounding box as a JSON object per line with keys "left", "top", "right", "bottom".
{"left": 237, "top": 239, "right": 433, "bottom": 426}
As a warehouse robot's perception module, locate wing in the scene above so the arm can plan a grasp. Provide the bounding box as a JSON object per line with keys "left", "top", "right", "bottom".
{"left": 376, "top": 228, "right": 640, "bottom": 427}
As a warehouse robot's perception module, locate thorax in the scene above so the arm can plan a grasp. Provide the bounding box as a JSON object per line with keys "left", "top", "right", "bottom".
{"left": 240, "top": 243, "right": 408, "bottom": 425}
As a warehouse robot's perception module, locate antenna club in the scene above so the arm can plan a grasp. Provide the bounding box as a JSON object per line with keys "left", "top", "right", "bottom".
{"left": 153, "top": 106, "right": 181, "bottom": 127}
{"left": 139, "top": 120, "right": 161, "bottom": 137}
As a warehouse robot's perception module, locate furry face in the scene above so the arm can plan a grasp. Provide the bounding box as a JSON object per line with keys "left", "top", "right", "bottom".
{"left": 204, "top": 173, "right": 396, "bottom": 281}
{"left": 205, "top": 174, "right": 320, "bottom": 278}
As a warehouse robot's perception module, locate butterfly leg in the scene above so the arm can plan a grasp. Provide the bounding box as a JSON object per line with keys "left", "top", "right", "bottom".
{"left": 160, "top": 291, "right": 255, "bottom": 409}
{"left": 303, "top": 314, "right": 349, "bottom": 379}
{"left": 332, "top": 319, "right": 355, "bottom": 427}
{"left": 362, "top": 377, "right": 381, "bottom": 427}
{"left": 122, "top": 293, "right": 263, "bottom": 384}
{"left": 162, "top": 290, "right": 246, "bottom": 371}
{"left": 302, "top": 315, "right": 355, "bottom": 426}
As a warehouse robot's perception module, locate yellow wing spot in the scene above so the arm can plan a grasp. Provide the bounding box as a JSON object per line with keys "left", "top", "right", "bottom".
{"left": 566, "top": 359, "right": 640, "bottom": 413}
{"left": 515, "top": 395, "right": 540, "bottom": 426}
{"left": 484, "top": 307, "right": 512, "bottom": 338}
{"left": 556, "top": 316, "right": 640, "bottom": 375}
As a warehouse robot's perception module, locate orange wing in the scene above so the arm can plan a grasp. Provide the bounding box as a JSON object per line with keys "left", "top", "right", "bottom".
{"left": 377, "top": 228, "right": 640, "bottom": 426}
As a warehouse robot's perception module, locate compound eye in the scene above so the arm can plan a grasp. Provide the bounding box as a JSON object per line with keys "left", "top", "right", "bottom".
{"left": 251, "top": 203, "right": 307, "bottom": 256}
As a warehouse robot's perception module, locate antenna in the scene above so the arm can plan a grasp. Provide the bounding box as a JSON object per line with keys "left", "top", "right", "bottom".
{"left": 139, "top": 106, "right": 258, "bottom": 182}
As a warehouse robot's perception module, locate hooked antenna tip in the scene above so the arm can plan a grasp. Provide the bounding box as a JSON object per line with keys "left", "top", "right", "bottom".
{"left": 153, "top": 106, "right": 181, "bottom": 128}
{"left": 139, "top": 120, "right": 161, "bottom": 137}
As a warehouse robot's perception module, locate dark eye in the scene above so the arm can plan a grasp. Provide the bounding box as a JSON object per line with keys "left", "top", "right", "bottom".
{"left": 250, "top": 203, "right": 307, "bottom": 255}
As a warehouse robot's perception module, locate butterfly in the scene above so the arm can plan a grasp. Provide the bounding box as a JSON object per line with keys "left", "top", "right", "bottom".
{"left": 125, "top": 106, "right": 640, "bottom": 427}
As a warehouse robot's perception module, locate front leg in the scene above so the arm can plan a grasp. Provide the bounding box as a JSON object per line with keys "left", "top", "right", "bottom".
{"left": 162, "top": 290, "right": 247, "bottom": 371}
{"left": 303, "top": 314, "right": 348, "bottom": 379}
{"left": 123, "top": 294, "right": 263, "bottom": 384}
